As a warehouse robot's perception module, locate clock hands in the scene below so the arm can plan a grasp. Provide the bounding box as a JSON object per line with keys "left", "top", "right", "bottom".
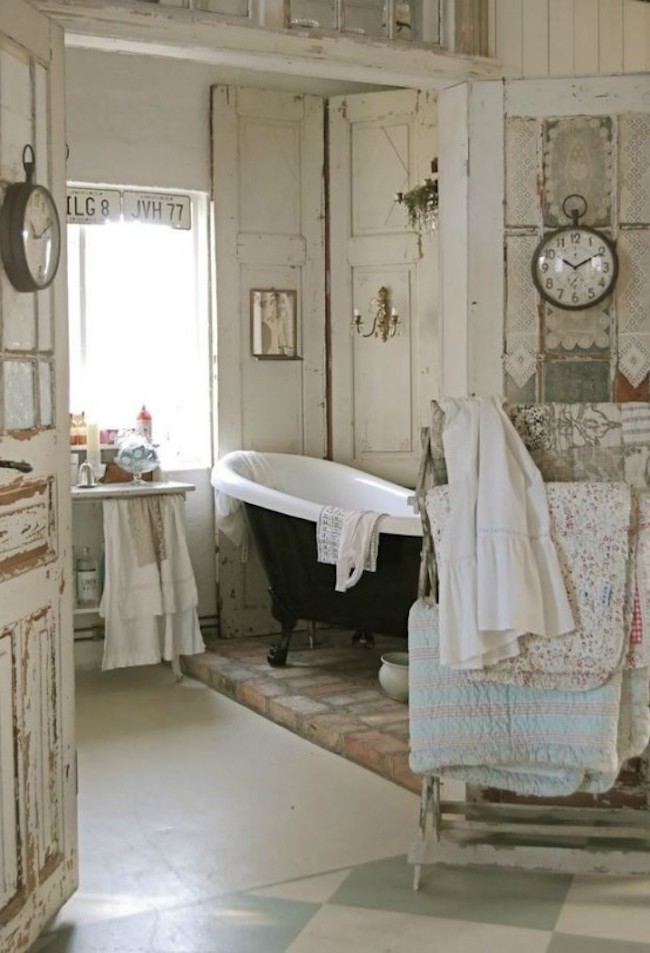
{"left": 560, "top": 256, "right": 597, "bottom": 271}
{"left": 29, "top": 219, "right": 53, "bottom": 240}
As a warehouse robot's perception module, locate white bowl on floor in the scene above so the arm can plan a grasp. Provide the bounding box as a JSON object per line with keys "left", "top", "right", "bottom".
{"left": 378, "top": 651, "right": 409, "bottom": 703}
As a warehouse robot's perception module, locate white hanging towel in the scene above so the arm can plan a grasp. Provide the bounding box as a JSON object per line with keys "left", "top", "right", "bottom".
{"left": 100, "top": 494, "right": 205, "bottom": 671}
{"left": 437, "top": 396, "right": 574, "bottom": 669}
{"left": 316, "top": 506, "right": 385, "bottom": 591}
{"left": 213, "top": 451, "right": 276, "bottom": 560}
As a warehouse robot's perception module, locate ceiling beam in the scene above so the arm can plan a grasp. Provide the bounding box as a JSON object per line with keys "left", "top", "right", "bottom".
{"left": 34, "top": 0, "right": 503, "bottom": 89}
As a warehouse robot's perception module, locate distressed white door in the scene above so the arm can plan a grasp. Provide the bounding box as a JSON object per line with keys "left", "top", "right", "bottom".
{"left": 329, "top": 88, "right": 439, "bottom": 487}
{"left": 211, "top": 85, "right": 326, "bottom": 636}
{"left": 0, "top": 3, "right": 77, "bottom": 952}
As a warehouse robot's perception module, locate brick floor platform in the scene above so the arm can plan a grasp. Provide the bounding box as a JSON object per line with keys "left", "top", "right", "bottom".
{"left": 182, "top": 628, "right": 420, "bottom": 794}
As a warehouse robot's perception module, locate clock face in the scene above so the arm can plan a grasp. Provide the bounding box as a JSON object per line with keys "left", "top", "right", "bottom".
{"left": 0, "top": 182, "right": 61, "bottom": 292}
{"left": 23, "top": 186, "right": 61, "bottom": 289}
{"left": 531, "top": 226, "right": 618, "bottom": 311}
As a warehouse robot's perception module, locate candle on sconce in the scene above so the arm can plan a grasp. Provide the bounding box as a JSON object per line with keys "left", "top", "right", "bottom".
{"left": 86, "top": 422, "right": 101, "bottom": 472}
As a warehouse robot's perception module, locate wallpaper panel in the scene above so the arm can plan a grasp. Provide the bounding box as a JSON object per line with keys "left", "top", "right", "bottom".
{"left": 504, "top": 109, "right": 650, "bottom": 402}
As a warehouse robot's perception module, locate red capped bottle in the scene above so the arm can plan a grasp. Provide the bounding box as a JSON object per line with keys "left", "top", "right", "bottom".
{"left": 135, "top": 404, "right": 152, "bottom": 441}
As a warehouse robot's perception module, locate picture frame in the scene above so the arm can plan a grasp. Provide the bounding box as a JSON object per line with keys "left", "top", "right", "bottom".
{"left": 250, "top": 288, "right": 299, "bottom": 360}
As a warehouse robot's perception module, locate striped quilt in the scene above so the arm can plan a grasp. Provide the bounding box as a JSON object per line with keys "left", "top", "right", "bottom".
{"left": 408, "top": 598, "right": 650, "bottom": 797}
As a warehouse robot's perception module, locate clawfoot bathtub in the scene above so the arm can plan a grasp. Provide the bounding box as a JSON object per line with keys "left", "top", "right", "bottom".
{"left": 212, "top": 451, "right": 423, "bottom": 666}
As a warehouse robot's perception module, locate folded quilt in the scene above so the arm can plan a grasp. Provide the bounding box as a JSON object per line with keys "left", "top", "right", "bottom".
{"left": 629, "top": 491, "right": 650, "bottom": 669}
{"left": 316, "top": 505, "right": 384, "bottom": 592}
{"left": 408, "top": 598, "right": 650, "bottom": 797}
{"left": 428, "top": 400, "right": 650, "bottom": 490}
{"left": 427, "top": 482, "right": 632, "bottom": 690}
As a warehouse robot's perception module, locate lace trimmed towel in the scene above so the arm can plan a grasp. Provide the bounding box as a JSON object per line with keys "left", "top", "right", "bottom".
{"left": 316, "top": 506, "right": 384, "bottom": 592}
{"left": 427, "top": 481, "right": 632, "bottom": 690}
{"left": 100, "top": 495, "right": 205, "bottom": 671}
{"left": 407, "top": 598, "right": 650, "bottom": 798}
{"left": 436, "top": 396, "right": 574, "bottom": 670}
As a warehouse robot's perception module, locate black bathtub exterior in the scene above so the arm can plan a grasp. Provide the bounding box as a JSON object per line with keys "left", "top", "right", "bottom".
{"left": 244, "top": 502, "right": 421, "bottom": 665}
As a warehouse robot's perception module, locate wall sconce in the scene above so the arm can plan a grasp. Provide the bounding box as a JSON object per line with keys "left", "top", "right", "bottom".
{"left": 352, "top": 286, "right": 399, "bottom": 342}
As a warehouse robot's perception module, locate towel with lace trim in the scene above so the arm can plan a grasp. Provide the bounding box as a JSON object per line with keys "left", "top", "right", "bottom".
{"left": 316, "top": 506, "right": 385, "bottom": 592}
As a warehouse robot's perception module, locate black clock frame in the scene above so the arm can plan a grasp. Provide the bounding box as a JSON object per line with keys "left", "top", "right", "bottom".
{"left": 531, "top": 224, "right": 618, "bottom": 312}
{"left": 0, "top": 145, "right": 61, "bottom": 293}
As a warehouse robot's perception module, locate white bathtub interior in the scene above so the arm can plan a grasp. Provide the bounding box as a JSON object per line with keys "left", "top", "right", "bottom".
{"left": 212, "top": 451, "right": 422, "bottom": 537}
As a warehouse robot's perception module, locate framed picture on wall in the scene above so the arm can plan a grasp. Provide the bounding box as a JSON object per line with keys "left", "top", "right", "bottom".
{"left": 250, "top": 289, "right": 299, "bottom": 359}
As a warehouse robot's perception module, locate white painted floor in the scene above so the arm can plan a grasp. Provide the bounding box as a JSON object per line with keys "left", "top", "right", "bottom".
{"left": 33, "top": 640, "right": 650, "bottom": 953}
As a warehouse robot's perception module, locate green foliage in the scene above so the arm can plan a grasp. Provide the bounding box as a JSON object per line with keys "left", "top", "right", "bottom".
{"left": 396, "top": 178, "right": 439, "bottom": 232}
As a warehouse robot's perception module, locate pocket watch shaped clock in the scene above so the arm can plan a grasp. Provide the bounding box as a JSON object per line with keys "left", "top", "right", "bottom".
{"left": 531, "top": 195, "right": 618, "bottom": 312}
{"left": 531, "top": 225, "right": 618, "bottom": 311}
{"left": 0, "top": 145, "right": 61, "bottom": 293}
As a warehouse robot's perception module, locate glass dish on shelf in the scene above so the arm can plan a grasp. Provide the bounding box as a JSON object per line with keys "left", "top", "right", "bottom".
{"left": 115, "top": 436, "right": 160, "bottom": 485}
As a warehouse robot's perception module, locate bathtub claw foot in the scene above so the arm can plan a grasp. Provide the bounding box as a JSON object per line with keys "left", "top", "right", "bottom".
{"left": 352, "top": 630, "right": 375, "bottom": 648}
{"left": 267, "top": 642, "right": 289, "bottom": 667}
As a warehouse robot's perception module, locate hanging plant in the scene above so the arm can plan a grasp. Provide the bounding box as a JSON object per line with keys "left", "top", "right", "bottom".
{"left": 395, "top": 159, "right": 439, "bottom": 232}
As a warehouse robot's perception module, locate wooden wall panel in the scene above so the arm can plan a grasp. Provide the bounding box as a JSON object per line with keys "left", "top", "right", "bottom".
{"left": 0, "top": 631, "right": 19, "bottom": 915}
{"left": 521, "top": 2, "right": 549, "bottom": 78}
{"left": 212, "top": 85, "right": 326, "bottom": 637}
{"left": 23, "top": 609, "right": 61, "bottom": 879}
{"left": 352, "top": 267, "right": 413, "bottom": 455}
{"left": 489, "top": 0, "right": 650, "bottom": 76}
{"left": 574, "top": 0, "right": 600, "bottom": 75}
{"left": 329, "top": 89, "right": 439, "bottom": 485}
{"left": 494, "top": 0, "right": 523, "bottom": 76}
{"left": 548, "top": 0, "right": 574, "bottom": 76}
{"left": 599, "top": 0, "right": 625, "bottom": 73}
{"left": 623, "top": 1, "right": 649, "bottom": 71}
{"left": 239, "top": 119, "right": 301, "bottom": 236}
{"left": 0, "top": 480, "right": 56, "bottom": 581}
{"left": 439, "top": 81, "right": 469, "bottom": 397}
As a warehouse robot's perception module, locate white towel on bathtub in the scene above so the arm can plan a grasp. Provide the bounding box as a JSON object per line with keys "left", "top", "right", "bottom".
{"left": 213, "top": 452, "right": 277, "bottom": 561}
{"left": 317, "top": 506, "right": 385, "bottom": 592}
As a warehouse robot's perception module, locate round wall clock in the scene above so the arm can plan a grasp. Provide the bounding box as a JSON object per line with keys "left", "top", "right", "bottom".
{"left": 530, "top": 195, "right": 618, "bottom": 311}
{"left": 0, "top": 145, "right": 61, "bottom": 293}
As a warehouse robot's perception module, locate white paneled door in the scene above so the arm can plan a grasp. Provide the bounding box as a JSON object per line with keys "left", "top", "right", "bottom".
{"left": 211, "top": 85, "right": 326, "bottom": 637}
{"left": 329, "top": 89, "right": 440, "bottom": 486}
{"left": 0, "top": 3, "right": 77, "bottom": 952}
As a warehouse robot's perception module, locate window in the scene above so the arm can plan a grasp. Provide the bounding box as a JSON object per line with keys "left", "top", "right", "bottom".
{"left": 67, "top": 189, "right": 211, "bottom": 469}
{"left": 287, "top": 0, "right": 438, "bottom": 43}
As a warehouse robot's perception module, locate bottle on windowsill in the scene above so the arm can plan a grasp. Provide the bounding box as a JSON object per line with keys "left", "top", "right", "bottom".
{"left": 70, "top": 411, "right": 87, "bottom": 446}
{"left": 76, "top": 547, "right": 99, "bottom": 608}
{"left": 135, "top": 404, "right": 152, "bottom": 441}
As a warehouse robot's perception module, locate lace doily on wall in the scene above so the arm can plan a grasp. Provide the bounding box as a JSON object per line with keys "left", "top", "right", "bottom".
{"left": 617, "top": 229, "right": 650, "bottom": 336}
{"left": 619, "top": 115, "right": 650, "bottom": 224}
{"left": 504, "top": 334, "right": 538, "bottom": 390}
{"left": 619, "top": 336, "right": 650, "bottom": 389}
{"left": 545, "top": 306, "right": 610, "bottom": 352}
{"left": 505, "top": 119, "right": 539, "bottom": 227}
{"left": 544, "top": 116, "right": 613, "bottom": 227}
{"left": 617, "top": 229, "right": 650, "bottom": 386}
{"left": 505, "top": 235, "right": 539, "bottom": 335}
